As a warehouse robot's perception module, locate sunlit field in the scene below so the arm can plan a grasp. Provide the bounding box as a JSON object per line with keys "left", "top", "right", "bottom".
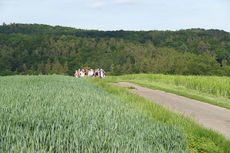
{"left": 90, "top": 77, "right": 230, "bottom": 152}
{"left": 107, "top": 74, "right": 230, "bottom": 109}
{"left": 0, "top": 75, "right": 186, "bottom": 152}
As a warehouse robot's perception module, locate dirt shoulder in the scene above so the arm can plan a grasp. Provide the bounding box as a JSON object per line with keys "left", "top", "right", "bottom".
{"left": 113, "top": 82, "right": 230, "bottom": 140}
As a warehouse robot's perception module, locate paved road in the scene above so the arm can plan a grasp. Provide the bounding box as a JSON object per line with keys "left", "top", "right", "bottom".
{"left": 113, "top": 82, "right": 230, "bottom": 140}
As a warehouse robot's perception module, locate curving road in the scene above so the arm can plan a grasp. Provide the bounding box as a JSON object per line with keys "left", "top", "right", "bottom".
{"left": 113, "top": 82, "right": 230, "bottom": 140}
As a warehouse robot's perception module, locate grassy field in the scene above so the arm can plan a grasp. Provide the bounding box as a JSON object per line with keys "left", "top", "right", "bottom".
{"left": 89, "top": 78, "right": 230, "bottom": 153}
{"left": 105, "top": 74, "right": 230, "bottom": 109}
{"left": 0, "top": 75, "right": 187, "bottom": 152}
{"left": 1, "top": 75, "right": 230, "bottom": 153}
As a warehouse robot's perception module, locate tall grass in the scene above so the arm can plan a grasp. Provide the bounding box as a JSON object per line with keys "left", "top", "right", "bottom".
{"left": 126, "top": 74, "right": 230, "bottom": 97}
{"left": 107, "top": 74, "right": 230, "bottom": 109}
{"left": 0, "top": 75, "right": 186, "bottom": 152}
{"left": 89, "top": 78, "right": 230, "bottom": 153}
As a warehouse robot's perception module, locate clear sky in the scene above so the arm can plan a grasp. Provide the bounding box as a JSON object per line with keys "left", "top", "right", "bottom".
{"left": 0, "top": 0, "right": 229, "bottom": 31}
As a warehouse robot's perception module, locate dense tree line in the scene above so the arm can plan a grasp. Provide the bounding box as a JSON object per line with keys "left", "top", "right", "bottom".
{"left": 0, "top": 23, "right": 230, "bottom": 76}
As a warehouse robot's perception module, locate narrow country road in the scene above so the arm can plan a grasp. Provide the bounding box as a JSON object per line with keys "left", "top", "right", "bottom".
{"left": 113, "top": 82, "right": 230, "bottom": 140}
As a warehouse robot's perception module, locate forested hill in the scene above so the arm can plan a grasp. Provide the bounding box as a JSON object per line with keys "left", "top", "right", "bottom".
{"left": 0, "top": 23, "right": 230, "bottom": 76}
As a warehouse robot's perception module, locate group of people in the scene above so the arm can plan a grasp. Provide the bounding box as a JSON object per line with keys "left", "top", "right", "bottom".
{"left": 74, "top": 68, "right": 106, "bottom": 78}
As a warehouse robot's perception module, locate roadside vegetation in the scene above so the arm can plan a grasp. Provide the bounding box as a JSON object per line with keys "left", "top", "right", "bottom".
{"left": 89, "top": 78, "right": 230, "bottom": 153}
{"left": 0, "top": 75, "right": 187, "bottom": 152}
{"left": 1, "top": 75, "right": 230, "bottom": 152}
{"left": 105, "top": 74, "right": 230, "bottom": 109}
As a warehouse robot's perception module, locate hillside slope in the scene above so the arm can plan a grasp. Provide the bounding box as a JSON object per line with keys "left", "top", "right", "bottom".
{"left": 0, "top": 23, "right": 230, "bottom": 76}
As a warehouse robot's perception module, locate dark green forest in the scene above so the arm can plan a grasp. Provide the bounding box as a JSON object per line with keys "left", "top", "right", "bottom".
{"left": 0, "top": 23, "right": 230, "bottom": 76}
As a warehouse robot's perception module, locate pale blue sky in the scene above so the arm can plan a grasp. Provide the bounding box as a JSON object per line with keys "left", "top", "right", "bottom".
{"left": 0, "top": 0, "right": 229, "bottom": 31}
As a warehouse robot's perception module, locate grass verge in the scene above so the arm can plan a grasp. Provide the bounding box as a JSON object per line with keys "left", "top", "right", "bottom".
{"left": 88, "top": 78, "right": 230, "bottom": 153}
{"left": 105, "top": 74, "right": 230, "bottom": 109}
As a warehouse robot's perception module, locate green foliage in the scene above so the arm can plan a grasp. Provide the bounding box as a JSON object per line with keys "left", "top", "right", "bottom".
{"left": 0, "top": 23, "right": 230, "bottom": 76}
{"left": 127, "top": 86, "right": 136, "bottom": 89}
{"left": 0, "top": 75, "right": 186, "bottom": 152}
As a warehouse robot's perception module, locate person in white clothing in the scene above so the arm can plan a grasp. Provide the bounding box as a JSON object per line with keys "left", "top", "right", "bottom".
{"left": 74, "top": 70, "right": 78, "bottom": 78}
{"left": 100, "top": 69, "right": 104, "bottom": 78}
{"left": 80, "top": 69, "right": 85, "bottom": 77}
{"left": 88, "top": 69, "right": 94, "bottom": 77}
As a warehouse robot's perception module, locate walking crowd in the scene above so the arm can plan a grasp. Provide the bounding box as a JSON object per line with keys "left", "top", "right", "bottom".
{"left": 74, "top": 68, "right": 106, "bottom": 78}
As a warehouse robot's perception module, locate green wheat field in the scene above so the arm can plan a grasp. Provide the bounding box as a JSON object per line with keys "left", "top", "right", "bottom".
{"left": 0, "top": 75, "right": 186, "bottom": 152}
{"left": 1, "top": 75, "right": 230, "bottom": 152}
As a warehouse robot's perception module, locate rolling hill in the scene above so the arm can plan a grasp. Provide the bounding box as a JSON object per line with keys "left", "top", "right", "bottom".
{"left": 0, "top": 23, "right": 230, "bottom": 76}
